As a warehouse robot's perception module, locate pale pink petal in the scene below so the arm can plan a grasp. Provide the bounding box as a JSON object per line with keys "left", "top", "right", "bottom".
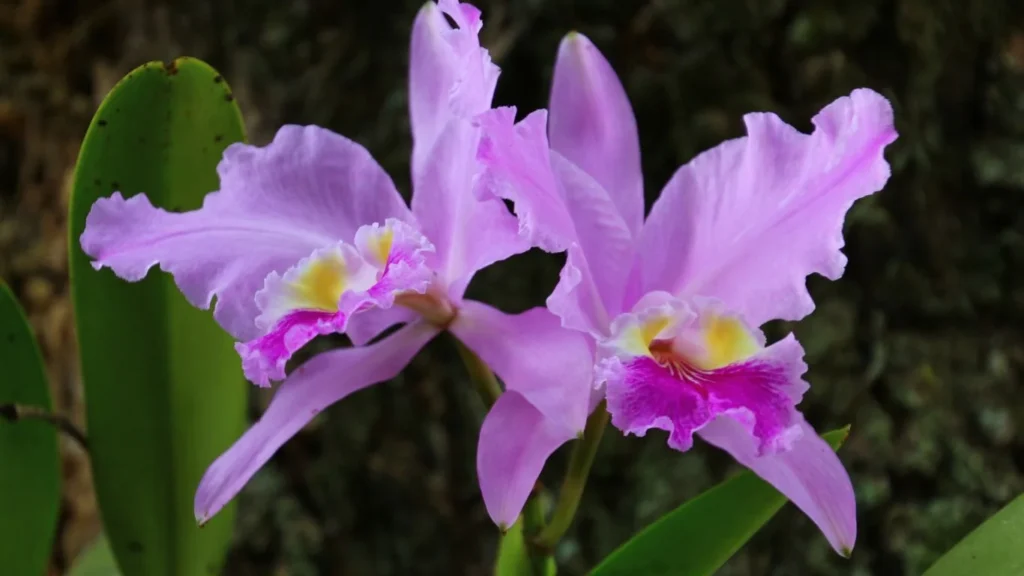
{"left": 450, "top": 301, "right": 593, "bottom": 434}
{"left": 550, "top": 32, "right": 643, "bottom": 235}
{"left": 546, "top": 243, "right": 610, "bottom": 336}
{"left": 195, "top": 322, "right": 439, "bottom": 522}
{"left": 408, "top": 0, "right": 498, "bottom": 179}
{"left": 549, "top": 153, "right": 634, "bottom": 325}
{"left": 698, "top": 417, "right": 857, "bottom": 556}
{"left": 475, "top": 108, "right": 575, "bottom": 253}
{"left": 477, "top": 391, "right": 577, "bottom": 528}
{"left": 637, "top": 89, "right": 897, "bottom": 326}
{"left": 345, "top": 307, "right": 418, "bottom": 346}
{"left": 475, "top": 109, "right": 634, "bottom": 323}
{"left": 81, "top": 125, "right": 411, "bottom": 341}
{"left": 411, "top": 120, "right": 527, "bottom": 300}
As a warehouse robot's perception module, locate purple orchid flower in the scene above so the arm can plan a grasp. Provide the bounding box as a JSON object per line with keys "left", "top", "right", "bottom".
{"left": 79, "top": 0, "right": 593, "bottom": 525}
{"left": 473, "top": 32, "right": 898, "bottom": 554}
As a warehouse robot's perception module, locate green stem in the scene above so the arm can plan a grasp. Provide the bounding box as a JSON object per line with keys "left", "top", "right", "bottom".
{"left": 522, "top": 494, "right": 549, "bottom": 574}
{"left": 535, "top": 401, "right": 609, "bottom": 549}
{"left": 454, "top": 338, "right": 502, "bottom": 409}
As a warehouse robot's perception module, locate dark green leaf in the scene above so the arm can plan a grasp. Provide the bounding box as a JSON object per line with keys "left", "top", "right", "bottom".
{"left": 0, "top": 282, "right": 61, "bottom": 576}
{"left": 590, "top": 427, "right": 850, "bottom": 576}
{"left": 69, "top": 58, "right": 247, "bottom": 576}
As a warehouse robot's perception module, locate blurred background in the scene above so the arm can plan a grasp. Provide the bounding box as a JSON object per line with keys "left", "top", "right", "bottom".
{"left": 2, "top": 0, "right": 1024, "bottom": 574}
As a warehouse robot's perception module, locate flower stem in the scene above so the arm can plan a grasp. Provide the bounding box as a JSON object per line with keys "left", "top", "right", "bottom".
{"left": 522, "top": 493, "right": 550, "bottom": 575}
{"left": 453, "top": 338, "right": 502, "bottom": 409}
{"left": 534, "top": 401, "right": 609, "bottom": 549}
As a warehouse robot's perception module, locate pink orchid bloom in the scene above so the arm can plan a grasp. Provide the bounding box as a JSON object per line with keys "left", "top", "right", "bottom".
{"left": 79, "top": 0, "right": 593, "bottom": 525}
{"left": 474, "top": 32, "right": 898, "bottom": 554}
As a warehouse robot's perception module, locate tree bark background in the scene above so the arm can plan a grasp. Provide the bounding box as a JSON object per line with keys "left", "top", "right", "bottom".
{"left": 2, "top": 0, "right": 1023, "bottom": 574}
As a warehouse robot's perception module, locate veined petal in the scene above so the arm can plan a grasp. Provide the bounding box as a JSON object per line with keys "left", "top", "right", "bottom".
{"left": 411, "top": 118, "right": 527, "bottom": 300}
{"left": 546, "top": 243, "right": 609, "bottom": 337}
{"left": 80, "top": 125, "right": 410, "bottom": 341}
{"left": 236, "top": 219, "right": 435, "bottom": 386}
{"left": 451, "top": 301, "right": 592, "bottom": 434}
{"left": 698, "top": 417, "right": 857, "bottom": 556}
{"left": 601, "top": 295, "right": 807, "bottom": 455}
{"left": 475, "top": 108, "right": 634, "bottom": 321}
{"left": 409, "top": 0, "right": 499, "bottom": 179}
{"left": 195, "top": 322, "right": 439, "bottom": 523}
{"left": 477, "top": 391, "right": 577, "bottom": 528}
{"left": 475, "top": 108, "right": 575, "bottom": 252}
{"left": 550, "top": 32, "right": 643, "bottom": 235}
{"left": 637, "top": 89, "right": 897, "bottom": 327}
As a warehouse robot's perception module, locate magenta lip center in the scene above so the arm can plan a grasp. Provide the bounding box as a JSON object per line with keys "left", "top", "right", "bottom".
{"left": 649, "top": 339, "right": 711, "bottom": 399}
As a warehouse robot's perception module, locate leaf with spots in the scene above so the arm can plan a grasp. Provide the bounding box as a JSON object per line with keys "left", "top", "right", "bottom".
{"left": 69, "top": 58, "right": 247, "bottom": 576}
{"left": 0, "top": 282, "right": 60, "bottom": 576}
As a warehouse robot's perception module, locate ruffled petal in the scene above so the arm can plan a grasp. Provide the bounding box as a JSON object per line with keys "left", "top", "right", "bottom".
{"left": 236, "top": 220, "right": 435, "bottom": 386}
{"left": 549, "top": 32, "right": 643, "bottom": 235}
{"left": 477, "top": 391, "right": 577, "bottom": 528}
{"left": 81, "top": 125, "right": 411, "bottom": 341}
{"left": 195, "top": 322, "right": 439, "bottom": 523}
{"left": 637, "top": 89, "right": 897, "bottom": 326}
{"left": 475, "top": 108, "right": 634, "bottom": 322}
{"left": 409, "top": 0, "right": 499, "bottom": 180}
{"left": 411, "top": 119, "right": 527, "bottom": 300}
{"left": 450, "top": 301, "right": 593, "bottom": 434}
{"left": 601, "top": 296, "right": 807, "bottom": 454}
{"left": 699, "top": 417, "right": 857, "bottom": 556}
{"left": 475, "top": 108, "right": 575, "bottom": 252}
{"left": 545, "top": 243, "right": 610, "bottom": 336}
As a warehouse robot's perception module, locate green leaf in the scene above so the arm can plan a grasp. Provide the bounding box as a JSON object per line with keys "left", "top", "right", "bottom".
{"left": 590, "top": 427, "right": 850, "bottom": 576}
{"left": 69, "top": 58, "right": 247, "bottom": 576}
{"left": 69, "top": 534, "right": 122, "bottom": 576}
{"left": 923, "top": 494, "right": 1024, "bottom": 576}
{"left": 0, "top": 282, "right": 61, "bottom": 576}
{"left": 496, "top": 517, "right": 557, "bottom": 576}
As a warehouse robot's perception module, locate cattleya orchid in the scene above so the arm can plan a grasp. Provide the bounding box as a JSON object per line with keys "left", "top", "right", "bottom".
{"left": 474, "top": 33, "right": 897, "bottom": 554}
{"left": 79, "top": 0, "right": 593, "bottom": 525}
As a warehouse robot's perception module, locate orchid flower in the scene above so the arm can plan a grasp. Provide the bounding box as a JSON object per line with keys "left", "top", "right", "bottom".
{"left": 79, "top": 0, "right": 593, "bottom": 525}
{"left": 473, "top": 32, "right": 898, "bottom": 554}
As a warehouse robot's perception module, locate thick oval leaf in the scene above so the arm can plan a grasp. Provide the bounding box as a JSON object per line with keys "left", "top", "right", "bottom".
{"left": 0, "top": 282, "right": 61, "bottom": 576}
{"left": 68, "top": 534, "right": 122, "bottom": 576}
{"left": 590, "top": 427, "right": 850, "bottom": 576}
{"left": 923, "top": 494, "right": 1024, "bottom": 576}
{"left": 69, "top": 58, "right": 247, "bottom": 576}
